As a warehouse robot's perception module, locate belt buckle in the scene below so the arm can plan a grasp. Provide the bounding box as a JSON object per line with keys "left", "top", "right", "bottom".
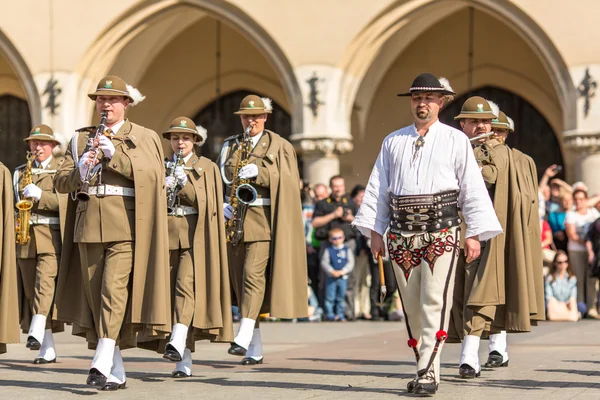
{"left": 96, "top": 184, "right": 106, "bottom": 198}
{"left": 175, "top": 207, "right": 184, "bottom": 218}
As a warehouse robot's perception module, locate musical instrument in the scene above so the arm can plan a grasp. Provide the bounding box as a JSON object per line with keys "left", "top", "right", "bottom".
{"left": 166, "top": 149, "right": 183, "bottom": 215}
{"left": 76, "top": 110, "right": 108, "bottom": 202}
{"left": 469, "top": 131, "right": 495, "bottom": 143}
{"left": 15, "top": 151, "right": 36, "bottom": 245}
{"left": 225, "top": 125, "right": 258, "bottom": 245}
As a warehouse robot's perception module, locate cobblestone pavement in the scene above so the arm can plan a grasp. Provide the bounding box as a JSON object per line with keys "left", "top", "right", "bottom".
{"left": 1, "top": 319, "right": 599, "bottom": 399}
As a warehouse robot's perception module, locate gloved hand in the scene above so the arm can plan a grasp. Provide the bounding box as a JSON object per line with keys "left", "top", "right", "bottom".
{"left": 78, "top": 151, "right": 94, "bottom": 181}
{"left": 23, "top": 183, "right": 42, "bottom": 201}
{"left": 166, "top": 176, "right": 176, "bottom": 189}
{"left": 238, "top": 164, "right": 258, "bottom": 179}
{"left": 223, "top": 203, "right": 234, "bottom": 220}
{"left": 174, "top": 166, "right": 187, "bottom": 187}
{"left": 98, "top": 135, "right": 116, "bottom": 160}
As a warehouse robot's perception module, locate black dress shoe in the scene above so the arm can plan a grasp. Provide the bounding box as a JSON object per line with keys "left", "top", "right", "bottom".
{"left": 86, "top": 368, "right": 107, "bottom": 387}
{"left": 171, "top": 371, "right": 192, "bottom": 378}
{"left": 414, "top": 381, "right": 439, "bottom": 395}
{"left": 484, "top": 350, "right": 509, "bottom": 368}
{"left": 33, "top": 357, "right": 56, "bottom": 364}
{"left": 99, "top": 381, "right": 126, "bottom": 391}
{"left": 459, "top": 363, "right": 481, "bottom": 379}
{"left": 240, "top": 357, "right": 263, "bottom": 365}
{"left": 407, "top": 379, "right": 417, "bottom": 393}
{"left": 163, "top": 344, "right": 182, "bottom": 362}
{"left": 26, "top": 336, "right": 41, "bottom": 350}
{"left": 228, "top": 343, "right": 247, "bottom": 357}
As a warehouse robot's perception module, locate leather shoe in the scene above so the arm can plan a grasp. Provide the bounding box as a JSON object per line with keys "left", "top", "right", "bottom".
{"left": 163, "top": 344, "right": 182, "bottom": 362}
{"left": 228, "top": 343, "right": 247, "bottom": 357}
{"left": 407, "top": 379, "right": 417, "bottom": 393}
{"left": 414, "top": 381, "right": 438, "bottom": 395}
{"left": 459, "top": 363, "right": 481, "bottom": 379}
{"left": 99, "top": 381, "right": 126, "bottom": 391}
{"left": 86, "top": 368, "right": 107, "bottom": 387}
{"left": 484, "top": 350, "right": 509, "bottom": 368}
{"left": 26, "top": 336, "right": 41, "bottom": 350}
{"left": 171, "top": 371, "right": 191, "bottom": 378}
{"left": 240, "top": 357, "right": 263, "bottom": 365}
{"left": 33, "top": 357, "right": 56, "bottom": 364}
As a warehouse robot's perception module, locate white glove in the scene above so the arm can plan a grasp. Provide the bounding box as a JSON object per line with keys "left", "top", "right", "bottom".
{"left": 238, "top": 164, "right": 258, "bottom": 179}
{"left": 174, "top": 166, "right": 187, "bottom": 187}
{"left": 223, "top": 203, "right": 234, "bottom": 220}
{"left": 78, "top": 151, "right": 94, "bottom": 180}
{"left": 23, "top": 183, "right": 42, "bottom": 201}
{"left": 165, "top": 176, "right": 176, "bottom": 189}
{"left": 98, "top": 135, "right": 116, "bottom": 160}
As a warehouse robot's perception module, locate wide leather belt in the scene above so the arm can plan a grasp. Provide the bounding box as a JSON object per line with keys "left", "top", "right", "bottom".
{"left": 88, "top": 184, "right": 135, "bottom": 197}
{"left": 389, "top": 190, "right": 461, "bottom": 233}
{"left": 168, "top": 205, "right": 198, "bottom": 217}
{"left": 224, "top": 196, "right": 271, "bottom": 207}
{"left": 30, "top": 213, "right": 60, "bottom": 225}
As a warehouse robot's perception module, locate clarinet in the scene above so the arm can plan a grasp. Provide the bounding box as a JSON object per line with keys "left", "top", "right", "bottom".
{"left": 166, "top": 149, "right": 183, "bottom": 214}
{"left": 76, "top": 110, "right": 108, "bottom": 202}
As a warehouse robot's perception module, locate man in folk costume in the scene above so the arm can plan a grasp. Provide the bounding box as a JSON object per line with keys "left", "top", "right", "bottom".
{"left": 220, "top": 95, "right": 308, "bottom": 365}
{"left": 449, "top": 98, "right": 544, "bottom": 379}
{"left": 353, "top": 74, "right": 501, "bottom": 396}
{"left": 14, "top": 125, "right": 67, "bottom": 364}
{"left": 152, "top": 117, "right": 233, "bottom": 378}
{"left": 0, "top": 161, "right": 19, "bottom": 355}
{"left": 54, "top": 75, "right": 170, "bottom": 391}
{"left": 483, "top": 108, "right": 545, "bottom": 369}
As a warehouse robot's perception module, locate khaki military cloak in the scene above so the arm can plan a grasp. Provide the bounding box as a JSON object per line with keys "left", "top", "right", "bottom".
{"left": 0, "top": 162, "right": 19, "bottom": 354}
{"left": 140, "top": 155, "right": 233, "bottom": 352}
{"left": 227, "top": 130, "right": 308, "bottom": 318}
{"left": 54, "top": 121, "right": 171, "bottom": 349}
{"left": 14, "top": 156, "right": 68, "bottom": 334}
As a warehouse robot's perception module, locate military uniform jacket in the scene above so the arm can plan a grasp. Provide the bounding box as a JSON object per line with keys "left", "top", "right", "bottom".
{"left": 223, "top": 131, "right": 272, "bottom": 242}
{"left": 14, "top": 156, "right": 66, "bottom": 258}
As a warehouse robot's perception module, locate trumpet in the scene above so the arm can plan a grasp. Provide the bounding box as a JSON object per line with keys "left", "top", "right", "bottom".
{"left": 166, "top": 149, "right": 183, "bottom": 215}
{"left": 76, "top": 110, "right": 108, "bottom": 202}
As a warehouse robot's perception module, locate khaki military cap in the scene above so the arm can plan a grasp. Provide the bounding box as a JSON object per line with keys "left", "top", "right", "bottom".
{"left": 162, "top": 117, "right": 205, "bottom": 142}
{"left": 454, "top": 96, "right": 498, "bottom": 120}
{"left": 23, "top": 124, "right": 60, "bottom": 144}
{"left": 88, "top": 75, "right": 135, "bottom": 102}
{"left": 492, "top": 111, "right": 515, "bottom": 132}
{"left": 234, "top": 95, "right": 273, "bottom": 115}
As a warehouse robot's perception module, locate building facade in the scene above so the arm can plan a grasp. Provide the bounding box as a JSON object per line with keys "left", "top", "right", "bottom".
{"left": 0, "top": 0, "right": 598, "bottom": 192}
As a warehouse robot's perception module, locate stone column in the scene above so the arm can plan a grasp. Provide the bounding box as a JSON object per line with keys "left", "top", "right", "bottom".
{"left": 296, "top": 138, "right": 354, "bottom": 185}
{"left": 562, "top": 131, "right": 600, "bottom": 195}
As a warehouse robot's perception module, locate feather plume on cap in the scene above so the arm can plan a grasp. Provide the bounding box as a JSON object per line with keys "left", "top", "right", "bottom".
{"left": 196, "top": 124, "right": 208, "bottom": 145}
{"left": 261, "top": 97, "right": 273, "bottom": 112}
{"left": 438, "top": 77, "right": 453, "bottom": 93}
{"left": 126, "top": 84, "right": 146, "bottom": 107}
{"left": 487, "top": 100, "right": 500, "bottom": 118}
{"left": 507, "top": 116, "right": 515, "bottom": 132}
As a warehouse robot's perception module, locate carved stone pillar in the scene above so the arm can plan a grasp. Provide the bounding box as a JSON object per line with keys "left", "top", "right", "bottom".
{"left": 562, "top": 130, "right": 600, "bottom": 195}
{"left": 295, "top": 138, "right": 354, "bottom": 185}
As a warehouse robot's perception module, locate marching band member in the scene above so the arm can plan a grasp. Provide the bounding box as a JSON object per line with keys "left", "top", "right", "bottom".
{"left": 157, "top": 117, "right": 233, "bottom": 378}
{"left": 0, "top": 160, "right": 18, "bottom": 354}
{"left": 14, "top": 125, "right": 66, "bottom": 364}
{"left": 54, "top": 75, "right": 170, "bottom": 391}
{"left": 354, "top": 74, "right": 501, "bottom": 395}
{"left": 220, "top": 95, "right": 308, "bottom": 365}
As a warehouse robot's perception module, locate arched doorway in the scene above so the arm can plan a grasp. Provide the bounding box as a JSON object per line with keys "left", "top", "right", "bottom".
{"left": 0, "top": 95, "right": 31, "bottom": 171}
{"left": 192, "top": 89, "right": 291, "bottom": 162}
{"left": 440, "top": 87, "right": 563, "bottom": 179}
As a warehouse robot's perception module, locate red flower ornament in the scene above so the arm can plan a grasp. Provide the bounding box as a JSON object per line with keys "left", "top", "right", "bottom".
{"left": 407, "top": 338, "right": 418, "bottom": 348}
{"left": 436, "top": 330, "right": 448, "bottom": 341}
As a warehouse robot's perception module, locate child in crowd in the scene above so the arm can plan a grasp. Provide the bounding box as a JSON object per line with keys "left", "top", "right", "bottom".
{"left": 321, "top": 228, "right": 355, "bottom": 321}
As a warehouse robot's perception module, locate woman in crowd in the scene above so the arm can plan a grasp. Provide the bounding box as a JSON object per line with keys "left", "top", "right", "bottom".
{"left": 545, "top": 251, "right": 579, "bottom": 322}
{"left": 548, "top": 193, "right": 572, "bottom": 252}
{"left": 565, "top": 189, "right": 600, "bottom": 319}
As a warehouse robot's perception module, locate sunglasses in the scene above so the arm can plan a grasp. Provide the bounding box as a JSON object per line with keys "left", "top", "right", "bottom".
{"left": 330, "top": 236, "right": 344, "bottom": 240}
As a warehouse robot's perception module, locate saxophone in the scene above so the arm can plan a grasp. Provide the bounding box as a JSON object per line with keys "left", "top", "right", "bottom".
{"left": 225, "top": 125, "right": 258, "bottom": 246}
{"left": 15, "top": 151, "right": 36, "bottom": 245}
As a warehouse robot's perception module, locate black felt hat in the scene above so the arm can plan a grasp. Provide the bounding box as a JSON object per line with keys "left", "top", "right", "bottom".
{"left": 397, "top": 73, "right": 455, "bottom": 97}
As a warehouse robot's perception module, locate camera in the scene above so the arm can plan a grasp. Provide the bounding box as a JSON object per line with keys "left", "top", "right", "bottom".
{"left": 554, "top": 165, "right": 563, "bottom": 173}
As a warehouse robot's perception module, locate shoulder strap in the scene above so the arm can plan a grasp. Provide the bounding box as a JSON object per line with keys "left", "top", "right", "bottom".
{"left": 71, "top": 131, "right": 80, "bottom": 164}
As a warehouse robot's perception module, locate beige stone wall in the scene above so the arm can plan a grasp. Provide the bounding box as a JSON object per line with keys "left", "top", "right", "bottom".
{"left": 0, "top": 52, "right": 25, "bottom": 98}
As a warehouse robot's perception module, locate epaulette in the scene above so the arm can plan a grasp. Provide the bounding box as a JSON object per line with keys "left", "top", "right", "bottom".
{"left": 223, "top": 133, "right": 242, "bottom": 142}
{"left": 76, "top": 125, "right": 96, "bottom": 133}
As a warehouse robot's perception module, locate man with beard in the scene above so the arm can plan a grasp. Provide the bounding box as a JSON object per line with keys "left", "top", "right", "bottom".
{"left": 354, "top": 74, "right": 501, "bottom": 395}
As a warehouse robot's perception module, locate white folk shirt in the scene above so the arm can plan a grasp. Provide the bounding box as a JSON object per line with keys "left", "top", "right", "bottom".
{"left": 353, "top": 120, "right": 502, "bottom": 241}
